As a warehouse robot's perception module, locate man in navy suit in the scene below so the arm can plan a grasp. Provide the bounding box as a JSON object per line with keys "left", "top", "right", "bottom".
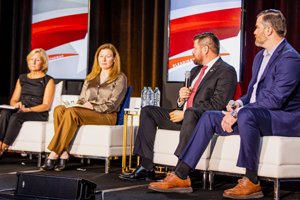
{"left": 148, "top": 9, "right": 300, "bottom": 199}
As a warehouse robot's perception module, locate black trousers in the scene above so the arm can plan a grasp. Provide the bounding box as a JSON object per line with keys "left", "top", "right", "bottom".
{"left": 133, "top": 105, "right": 203, "bottom": 162}
{"left": 0, "top": 109, "right": 48, "bottom": 145}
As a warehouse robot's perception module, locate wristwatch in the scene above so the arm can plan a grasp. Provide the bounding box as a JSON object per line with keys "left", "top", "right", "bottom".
{"left": 231, "top": 110, "right": 237, "bottom": 119}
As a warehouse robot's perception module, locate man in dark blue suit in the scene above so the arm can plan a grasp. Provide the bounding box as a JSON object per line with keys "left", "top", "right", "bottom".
{"left": 148, "top": 9, "right": 300, "bottom": 199}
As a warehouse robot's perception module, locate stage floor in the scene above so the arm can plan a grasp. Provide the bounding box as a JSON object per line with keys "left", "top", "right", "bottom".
{"left": 0, "top": 153, "right": 299, "bottom": 200}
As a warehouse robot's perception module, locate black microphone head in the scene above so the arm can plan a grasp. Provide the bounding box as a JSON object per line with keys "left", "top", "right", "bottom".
{"left": 228, "top": 100, "right": 235, "bottom": 108}
{"left": 185, "top": 71, "right": 190, "bottom": 78}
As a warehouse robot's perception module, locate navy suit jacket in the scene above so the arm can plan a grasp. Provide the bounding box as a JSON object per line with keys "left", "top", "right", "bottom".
{"left": 239, "top": 39, "right": 300, "bottom": 136}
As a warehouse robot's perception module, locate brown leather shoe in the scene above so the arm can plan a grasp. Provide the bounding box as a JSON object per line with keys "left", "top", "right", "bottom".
{"left": 148, "top": 172, "right": 192, "bottom": 193}
{"left": 223, "top": 177, "right": 264, "bottom": 199}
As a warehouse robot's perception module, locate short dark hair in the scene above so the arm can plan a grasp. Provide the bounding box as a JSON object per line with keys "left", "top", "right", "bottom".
{"left": 257, "top": 9, "right": 286, "bottom": 37}
{"left": 193, "top": 32, "right": 220, "bottom": 55}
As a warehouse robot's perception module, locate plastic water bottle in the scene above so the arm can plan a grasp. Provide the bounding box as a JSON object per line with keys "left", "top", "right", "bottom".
{"left": 147, "top": 87, "right": 154, "bottom": 105}
{"left": 141, "top": 87, "right": 148, "bottom": 107}
{"left": 153, "top": 87, "right": 161, "bottom": 107}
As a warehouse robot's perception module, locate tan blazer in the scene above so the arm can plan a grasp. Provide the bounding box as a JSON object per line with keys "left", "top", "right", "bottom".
{"left": 77, "top": 73, "right": 127, "bottom": 113}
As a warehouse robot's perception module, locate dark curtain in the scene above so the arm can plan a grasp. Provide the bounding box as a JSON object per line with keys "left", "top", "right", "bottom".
{"left": 0, "top": 0, "right": 13, "bottom": 104}
{"left": 10, "top": 0, "right": 32, "bottom": 93}
{"left": 0, "top": 0, "right": 32, "bottom": 104}
{"left": 89, "top": 0, "right": 165, "bottom": 97}
{"left": 242, "top": 0, "right": 300, "bottom": 95}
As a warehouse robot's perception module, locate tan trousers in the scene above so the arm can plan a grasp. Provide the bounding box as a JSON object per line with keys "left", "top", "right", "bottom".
{"left": 47, "top": 105, "right": 117, "bottom": 155}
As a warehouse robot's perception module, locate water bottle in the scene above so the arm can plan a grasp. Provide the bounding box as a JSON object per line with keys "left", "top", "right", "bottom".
{"left": 141, "top": 87, "right": 148, "bottom": 107}
{"left": 153, "top": 87, "right": 161, "bottom": 107}
{"left": 147, "top": 87, "right": 154, "bottom": 105}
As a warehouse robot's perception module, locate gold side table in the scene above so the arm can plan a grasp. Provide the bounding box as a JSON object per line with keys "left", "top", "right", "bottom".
{"left": 122, "top": 108, "right": 140, "bottom": 173}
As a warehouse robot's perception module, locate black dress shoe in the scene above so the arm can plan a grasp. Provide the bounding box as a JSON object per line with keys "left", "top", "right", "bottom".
{"left": 40, "top": 158, "right": 59, "bottom": 171}
{"left": 54, "top": 158, "right": 68, "bottom": 171}
{"left": 119, "top": 165, "right": 155, "bottom": 181}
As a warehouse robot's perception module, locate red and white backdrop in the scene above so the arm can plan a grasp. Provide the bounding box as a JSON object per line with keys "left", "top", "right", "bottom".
{"left": 168, "top": 0, "right": 242, "bottom": 82}
{"left": 31, "top": 0, "right": 89, "bottom": 79}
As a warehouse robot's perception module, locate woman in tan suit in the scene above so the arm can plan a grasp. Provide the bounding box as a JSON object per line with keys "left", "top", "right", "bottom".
{"left": 41, "top": 43, "right": 127, "bottom": 171}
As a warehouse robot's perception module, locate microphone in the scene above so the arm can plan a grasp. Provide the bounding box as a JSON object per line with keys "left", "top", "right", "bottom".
{"left": 185, "top": 71, "right": 191, "bottom": 88}
{"left": 228, "top": 100, "right": 236, "bottom": 109}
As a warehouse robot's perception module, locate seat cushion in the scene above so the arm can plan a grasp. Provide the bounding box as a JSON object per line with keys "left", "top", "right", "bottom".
{"left": 10, "top": 121, "right": 47, "bottom": 152}
{"left": 208, "top": 135, "right": 245, "bottom": 174}
{"left": 45, "top": 123, "right": 138, "bottom": 157}
{"left": 153, "top": 129, "right": 213, "bottom": 170}
{"left": 208, "top": 135, "right": 300, "bottom": 178}
{"left": 258, "top": 136, "right": 300, "bottom": 178}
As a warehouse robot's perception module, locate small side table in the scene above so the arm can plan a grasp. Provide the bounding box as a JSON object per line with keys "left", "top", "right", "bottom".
{"left": 122, "top": 108, "right": 140, "bottom": 173}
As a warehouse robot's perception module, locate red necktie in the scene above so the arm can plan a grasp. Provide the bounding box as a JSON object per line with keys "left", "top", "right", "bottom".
{"left": 186, "top": 66, "right": 208, "bottom": 109}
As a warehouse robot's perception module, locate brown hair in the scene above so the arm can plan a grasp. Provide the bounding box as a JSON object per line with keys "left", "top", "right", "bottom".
{"left": 27, "top": 48, "right": 49, "bottom": 73}
{"left": 193, "top": 32, "right": 220, "bottom": 55}
{"left": 257, "top": 9, "right": 286, "bottom": 37}
{"left": 85, "top": 43, "right": 121, "bottom": 83}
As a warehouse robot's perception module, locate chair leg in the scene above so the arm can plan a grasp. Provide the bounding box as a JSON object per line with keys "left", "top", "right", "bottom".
{"left": 105, "top": 157, "right": 109, "bottom": 174}
{"left": 37, "top": 153, "right": 42, "bottom": 167}
{"left": 209, "top": 171, "right": 214, "bottom": 190}
{"left": 274, "top": 178, "right": 280, "bottom": 200}
{"left": 202, "top": 171, "right": 207, "bottom": 189}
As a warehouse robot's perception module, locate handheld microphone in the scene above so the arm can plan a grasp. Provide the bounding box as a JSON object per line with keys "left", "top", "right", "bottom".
{"left": 185, "top": 71, "right": 191, "bottom": 88}
{"left": 228, "top": 100, "right": 236, "bottom": 109}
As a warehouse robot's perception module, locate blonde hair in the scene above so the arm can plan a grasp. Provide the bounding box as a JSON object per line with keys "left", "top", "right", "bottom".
{"left": 85, "top": 43, "right": 121, "bottom": 83}
{"left": 27, "top": 48, "right": 49, "bottom": 73}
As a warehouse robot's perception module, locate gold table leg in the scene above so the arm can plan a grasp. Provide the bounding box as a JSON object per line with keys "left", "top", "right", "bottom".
{"left": 122, "top": 110, "right": 140, "bottom": 173}
{"left": 122, "top": 111, "right": 129, "bottom": 172}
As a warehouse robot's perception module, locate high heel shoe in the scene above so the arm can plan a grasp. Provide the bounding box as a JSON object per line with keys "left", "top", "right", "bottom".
{"left": 40, "top": 158, "right": 59, "bottom": 171}
{"left": 54, "top": 158, "right": 69, "bottom": 171}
